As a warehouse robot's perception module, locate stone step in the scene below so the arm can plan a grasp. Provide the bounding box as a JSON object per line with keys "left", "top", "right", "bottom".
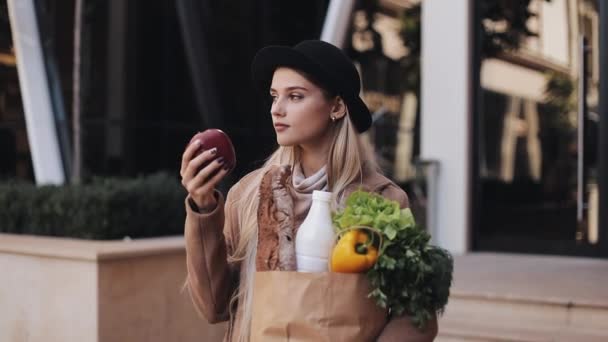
{"left": 434, "top": 253, "right": 608, "bottom": 341}
{"left": 437, "top": 318, "right": 608, "bottom": 342}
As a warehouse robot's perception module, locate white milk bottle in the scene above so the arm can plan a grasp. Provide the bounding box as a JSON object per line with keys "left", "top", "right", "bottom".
{"left": 295, "top": 190, "right": 336, "bottom": 272}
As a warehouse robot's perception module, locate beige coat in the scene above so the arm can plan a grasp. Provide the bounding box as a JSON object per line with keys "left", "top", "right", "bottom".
{"left": 184, "top": 166, "right": 438, "bottom": 341}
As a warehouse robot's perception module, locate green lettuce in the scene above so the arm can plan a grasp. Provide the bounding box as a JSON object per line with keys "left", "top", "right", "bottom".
{"left": 333, "top": 190, "right": 453, "bottom": 328}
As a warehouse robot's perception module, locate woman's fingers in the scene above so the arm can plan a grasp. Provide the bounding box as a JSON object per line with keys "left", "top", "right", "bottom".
{"left": 207, "top": 166, "right": 229, "bottom": 187}
{"left": 182, "top": 147, "right": 218, "bottom": 183}
{"left": 187, "top": 158, "right": 227, "bottom": 194}
{"left": 180, "top": 140, "right": 201, "bottom": 176}
{"left": 180, "top": 143, "right": 228, "bottom": 208}
{"left": 193, "top": 168, "right": 229, "bottom": 200}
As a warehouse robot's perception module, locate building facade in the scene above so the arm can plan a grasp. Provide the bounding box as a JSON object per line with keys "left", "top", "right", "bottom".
{"left": 2, "top": 0, "right": 607, "bottom": 258}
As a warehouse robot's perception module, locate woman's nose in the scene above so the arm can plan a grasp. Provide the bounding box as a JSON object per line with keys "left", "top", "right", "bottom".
{"left": 270, "top": 98, "right": 286, "bottom": 117}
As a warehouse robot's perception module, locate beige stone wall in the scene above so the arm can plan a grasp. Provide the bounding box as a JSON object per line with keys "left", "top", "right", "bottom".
{"left": 0, "top": 252, "right": 98, "bottom": 342}
{"left": 0, "top": 234, "right": 227, "bottom": 342}
{"left": 98, "top": 252, "right": 227, "bottom": 342}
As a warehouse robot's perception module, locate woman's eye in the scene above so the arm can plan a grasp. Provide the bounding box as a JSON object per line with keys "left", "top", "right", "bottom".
{"left": 269, "top": 94, "right": 277, "bottom": 102}
{"left": 290, "top": 94, "right": 303, "bottom": 101}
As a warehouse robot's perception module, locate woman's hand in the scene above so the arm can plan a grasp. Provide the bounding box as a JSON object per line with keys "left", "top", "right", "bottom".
{"left": 180, "top": 140, "right": 230, "bottom": 211}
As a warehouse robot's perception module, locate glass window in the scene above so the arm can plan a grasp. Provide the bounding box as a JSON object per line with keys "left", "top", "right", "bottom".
{"left": 0, "top": 1, "right": 34, "bottom": 181}
{"left": 474, "top": 0, "right": 603, "bottom": 255}
{"left": 346, "top": 0, "right": 427, "bottom": 221}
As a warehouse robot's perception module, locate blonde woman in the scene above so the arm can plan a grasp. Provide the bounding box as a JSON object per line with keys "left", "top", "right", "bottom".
{"left": 181, "top": 40, "right": 437, "bottom": 342}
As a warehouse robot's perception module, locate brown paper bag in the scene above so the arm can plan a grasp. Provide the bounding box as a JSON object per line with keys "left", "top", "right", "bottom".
{"left": 250, "top": 271, "right": 388, "bottom": 342}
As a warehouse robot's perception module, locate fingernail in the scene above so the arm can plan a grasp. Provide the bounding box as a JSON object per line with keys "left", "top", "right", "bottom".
{"left": 216, "top": 157, "right": 225, "bottom": 164}
{"left": 194, "top": 140, "right": 201, "bottom": 146}
{"left": 210, "top": 147, "right": 218, "bottom": 155}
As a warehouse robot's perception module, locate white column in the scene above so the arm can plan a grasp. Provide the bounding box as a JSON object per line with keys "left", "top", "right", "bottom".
{"left": 320, "top": 0, "right": 356, "bottom": 48}
{"left": 421, "top": 0, "right": 472, "bottom": 254}
{"left": 7, "top": 0, "right": 65, "bottom": 184}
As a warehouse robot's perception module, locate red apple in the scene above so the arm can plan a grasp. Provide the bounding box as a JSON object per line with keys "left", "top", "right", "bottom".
{"left": 188, "top": 129, "right": 236, "bottom": 174}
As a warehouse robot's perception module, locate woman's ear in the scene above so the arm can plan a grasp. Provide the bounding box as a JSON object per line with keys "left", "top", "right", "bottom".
{"left": 330, "top": 97, "right": 347, "bottom": 120}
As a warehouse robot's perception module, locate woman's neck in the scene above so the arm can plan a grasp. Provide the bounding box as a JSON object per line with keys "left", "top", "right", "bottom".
{"left": 298, "top": 144, "right": 329, "bottom": 178}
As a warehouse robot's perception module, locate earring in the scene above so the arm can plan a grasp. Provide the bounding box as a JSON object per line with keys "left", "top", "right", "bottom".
{"left": 331, "top": 116, "right": 337, "bottom": 122}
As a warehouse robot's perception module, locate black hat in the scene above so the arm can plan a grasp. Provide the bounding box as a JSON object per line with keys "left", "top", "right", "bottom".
{"left": 251, "top": 40, "right": 372, "bottom": 133}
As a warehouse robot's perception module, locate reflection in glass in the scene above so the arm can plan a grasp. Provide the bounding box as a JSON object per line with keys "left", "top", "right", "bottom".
{"left": 476, "top": 0, "right": 601, "bottom": 251}
{"left": 0, "top": 2, "right": 33, "bottom": 181}
{"left": 346, "top": 0, "right": 426, "bottom": 222}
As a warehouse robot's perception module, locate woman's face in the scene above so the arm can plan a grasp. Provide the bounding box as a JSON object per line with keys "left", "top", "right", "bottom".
{"left": 269, "top": 67, "right": 336, "bottom": 148}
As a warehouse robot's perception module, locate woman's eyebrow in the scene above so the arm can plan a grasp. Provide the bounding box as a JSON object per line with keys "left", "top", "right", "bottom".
{"left": 269, "top": 86, "right": 309, "bottom": 92}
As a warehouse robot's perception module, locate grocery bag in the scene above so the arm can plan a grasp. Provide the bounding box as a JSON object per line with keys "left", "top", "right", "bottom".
{"left": 250, "top": 271, "right": 388, "bottom": 342}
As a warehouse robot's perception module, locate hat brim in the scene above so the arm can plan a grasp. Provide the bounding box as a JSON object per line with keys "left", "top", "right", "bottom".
{"left": 345, "top": 95, "right": 372, "bottom": 133}
{"left": 252, "top": 46, "right": 336, "bottom": 98}
{"left": 251, "top": 46, "right": 371, "bottom": 133}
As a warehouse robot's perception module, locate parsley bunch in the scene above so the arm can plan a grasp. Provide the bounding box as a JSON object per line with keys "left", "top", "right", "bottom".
{"left": 333, "top": 190, "right": 453, "bottom": 328}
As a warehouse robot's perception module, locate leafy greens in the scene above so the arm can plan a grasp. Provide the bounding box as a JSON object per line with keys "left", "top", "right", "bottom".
{"left": 333, "top": 190, "right": 453, "bottom": 328}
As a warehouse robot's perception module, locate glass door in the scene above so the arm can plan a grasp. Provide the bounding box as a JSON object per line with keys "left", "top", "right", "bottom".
{"left": 473, "top": 0, "right": 607, "bottom": 257}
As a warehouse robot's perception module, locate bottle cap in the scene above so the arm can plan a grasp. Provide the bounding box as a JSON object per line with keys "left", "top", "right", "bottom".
{"left": 312, "top": 190, "right": 332, "bottom": 201}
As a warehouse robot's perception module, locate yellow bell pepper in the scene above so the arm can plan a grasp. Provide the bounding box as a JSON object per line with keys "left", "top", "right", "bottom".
{"left": 331, "top": 229, "right": 379, "bottom": 273}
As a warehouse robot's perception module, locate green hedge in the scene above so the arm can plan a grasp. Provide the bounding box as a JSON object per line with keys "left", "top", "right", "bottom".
{"left": 0, "top": 173, "right": 187, "bottom": 240}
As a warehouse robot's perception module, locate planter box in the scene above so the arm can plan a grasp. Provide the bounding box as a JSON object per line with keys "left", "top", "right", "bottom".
{"left": 0, "top": 233, "right": 227, "bottom": 342}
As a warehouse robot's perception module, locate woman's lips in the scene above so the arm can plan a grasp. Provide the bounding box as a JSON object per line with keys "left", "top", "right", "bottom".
{"left": 274, "top": 123, "right": 289, "bottom": 132}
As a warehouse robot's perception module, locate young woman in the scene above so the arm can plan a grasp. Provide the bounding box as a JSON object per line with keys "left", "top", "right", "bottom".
{"left": 181, "top": 40, "right": 437, "bottom": 342}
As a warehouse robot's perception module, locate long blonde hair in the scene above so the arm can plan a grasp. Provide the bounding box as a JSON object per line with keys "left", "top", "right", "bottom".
{"left": 227, "top": 110, "right": 377, "bottom": 341}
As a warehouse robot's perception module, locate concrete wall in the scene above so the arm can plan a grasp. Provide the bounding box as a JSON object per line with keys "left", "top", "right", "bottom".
{"left": 1, "top": 252, "right": 97, "bottom": 341}
{"left": 0, "top": 234, "right": 227, "bottom": 342}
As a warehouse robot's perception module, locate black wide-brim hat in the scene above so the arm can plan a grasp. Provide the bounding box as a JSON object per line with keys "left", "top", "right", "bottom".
{"left": 251, "top": 40, "right": 372, "bottom": 133}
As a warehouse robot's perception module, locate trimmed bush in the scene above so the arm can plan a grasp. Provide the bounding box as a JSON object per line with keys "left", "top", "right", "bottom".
{"left": 0, "top": 173, "right": 188, "bottom": 240}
